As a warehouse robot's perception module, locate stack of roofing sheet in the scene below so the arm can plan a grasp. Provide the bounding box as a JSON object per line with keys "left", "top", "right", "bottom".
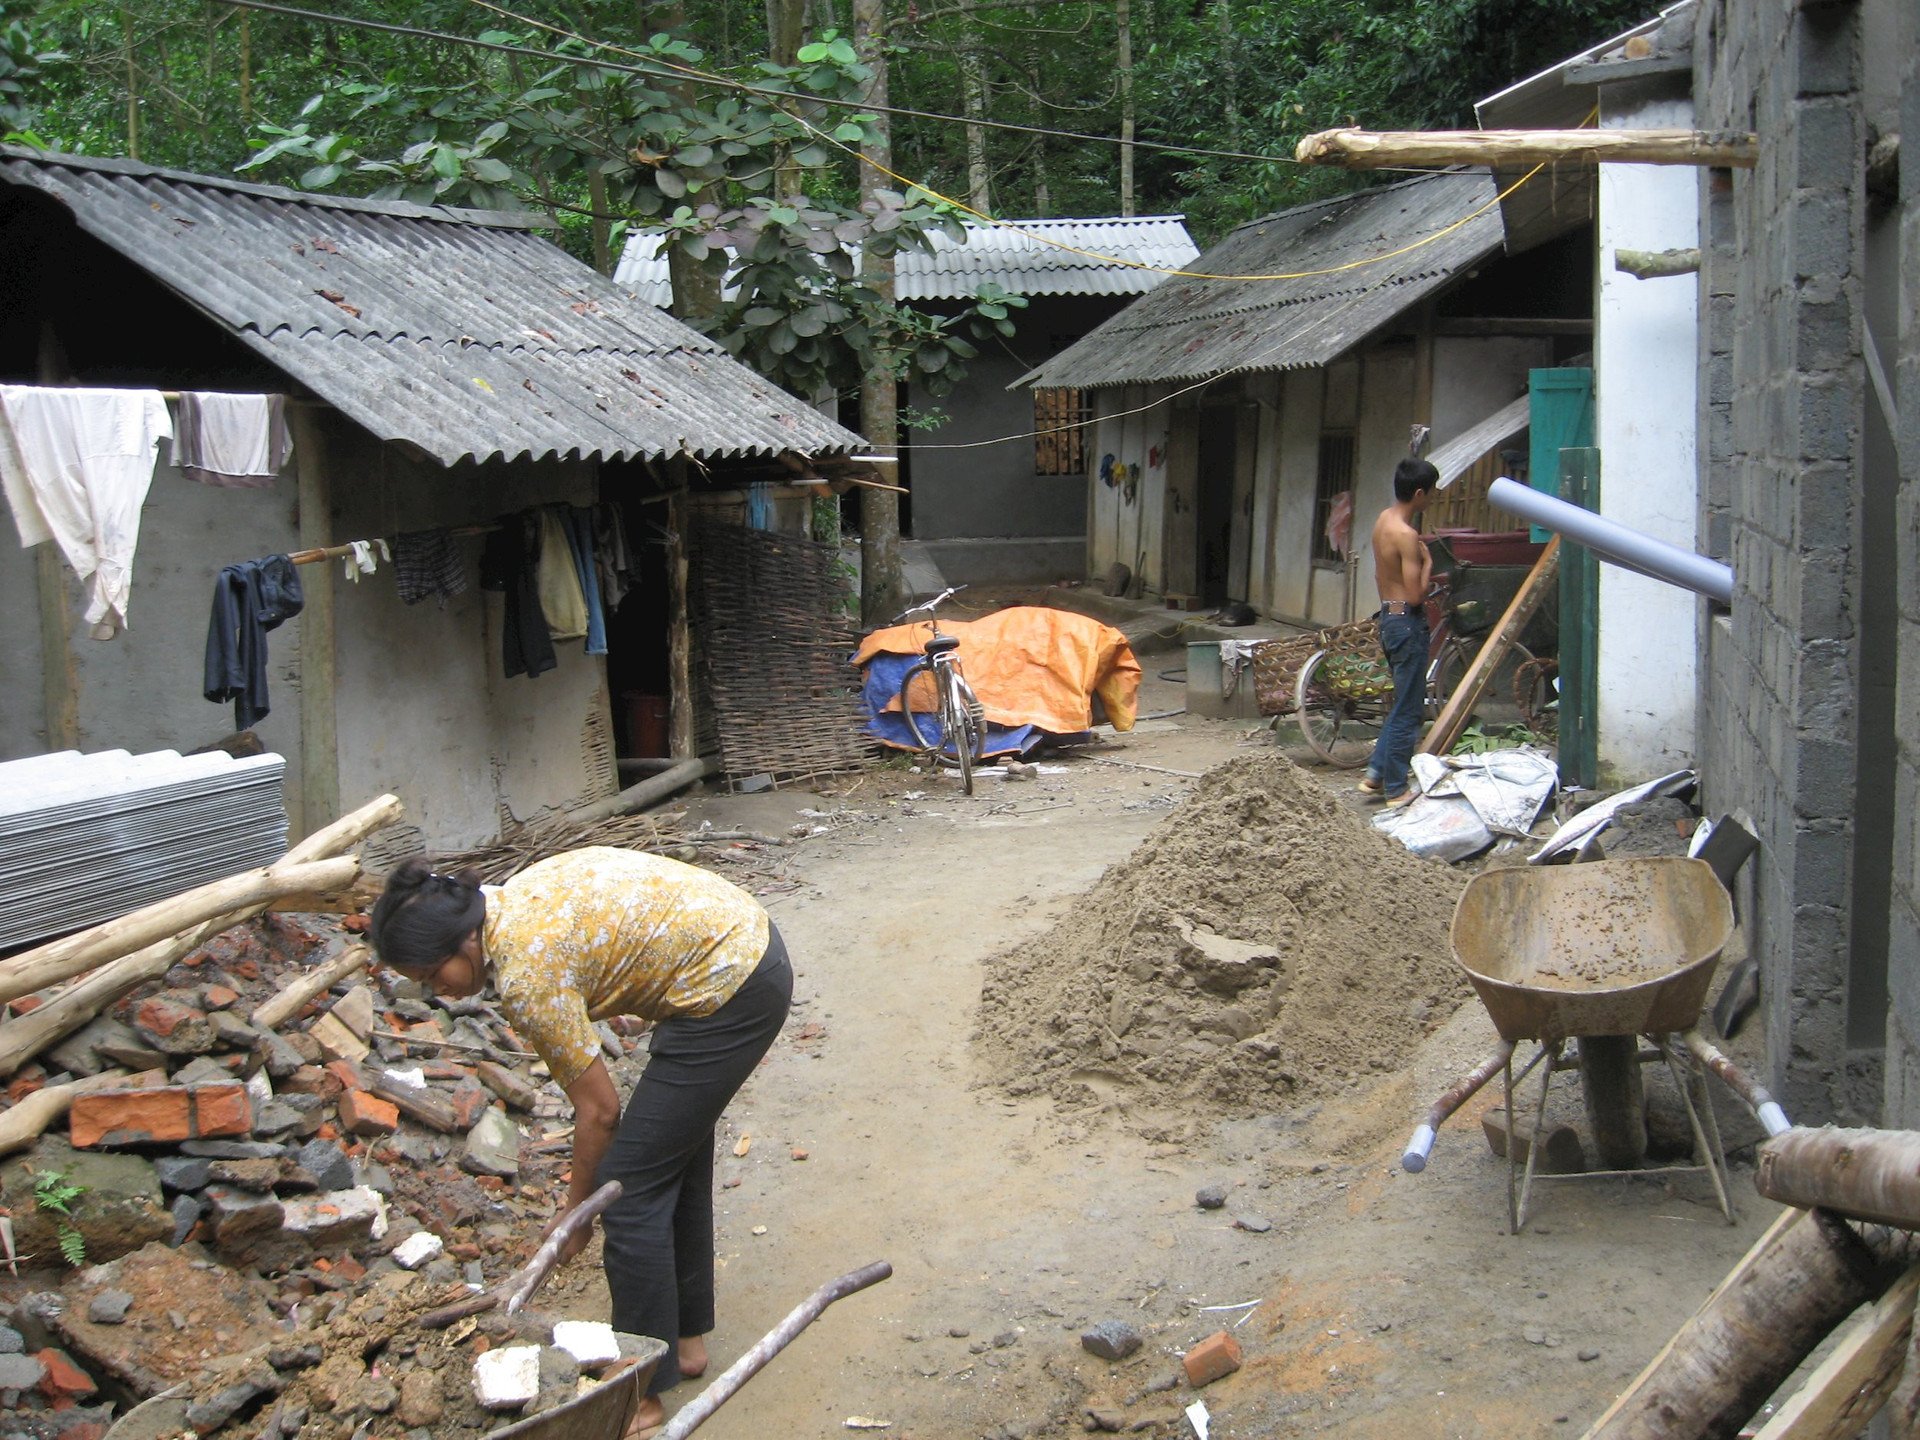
{"left": 0, "top": 748, "right": 287, "bottom": 951}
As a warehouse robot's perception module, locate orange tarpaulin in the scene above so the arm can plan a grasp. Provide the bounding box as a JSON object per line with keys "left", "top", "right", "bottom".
{"left": 853, "top": 605, "right": 1141, "bottom": 735}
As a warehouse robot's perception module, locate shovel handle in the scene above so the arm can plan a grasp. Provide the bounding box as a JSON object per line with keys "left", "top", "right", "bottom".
{"left": 658, "top": 1261, "right": 893, "bottom": 1439}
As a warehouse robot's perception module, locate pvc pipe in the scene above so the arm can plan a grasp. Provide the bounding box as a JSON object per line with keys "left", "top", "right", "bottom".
{"left": 1487, "top": 477, "right": 1734, "bottom": 604}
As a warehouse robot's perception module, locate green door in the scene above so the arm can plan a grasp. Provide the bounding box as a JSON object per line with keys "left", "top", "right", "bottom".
{"left": 1527, "top": 368, "right": 1594, "bottom": 543}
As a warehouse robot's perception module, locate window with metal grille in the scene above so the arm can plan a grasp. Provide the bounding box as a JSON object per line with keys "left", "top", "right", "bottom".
{"left": 1312, "top": 432, "right": 1356, "bottom": 565}
{"left": 1033, "top": 388, "right": 1089, "bottom": 476}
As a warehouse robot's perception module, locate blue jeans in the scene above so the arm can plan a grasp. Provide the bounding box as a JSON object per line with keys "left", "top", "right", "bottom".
{"left": 1366, "top": 613, "right": 1429, "bottom": 796}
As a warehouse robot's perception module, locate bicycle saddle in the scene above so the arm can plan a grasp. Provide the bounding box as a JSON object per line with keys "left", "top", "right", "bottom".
{"left": 923, "top": 634, "right": 962, "bottom": 654}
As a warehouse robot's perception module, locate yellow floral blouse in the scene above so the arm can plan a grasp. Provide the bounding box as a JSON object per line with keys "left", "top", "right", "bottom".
{"left": 482, "top": 847, "right": 769, "bottom": 1089}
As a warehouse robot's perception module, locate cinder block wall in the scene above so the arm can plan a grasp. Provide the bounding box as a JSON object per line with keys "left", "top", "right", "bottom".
{"left": 1883, "top": 48, "right": 1920, "bottom": 1126}
{"left": 1694, "top": 0, "right": 1878, "bottom": 1120}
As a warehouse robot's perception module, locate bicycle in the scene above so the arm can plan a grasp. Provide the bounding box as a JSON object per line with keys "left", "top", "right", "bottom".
{"left": 890, "top": 585, "right": 988, "bottom": 795}
{"left": 1292, "top": 572, "right": 1554, "bottom": 768}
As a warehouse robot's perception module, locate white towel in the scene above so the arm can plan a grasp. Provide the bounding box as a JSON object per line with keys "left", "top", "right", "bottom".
{"left": 173, "top": 392, "right": 292, "bottom": 487}
{"left": 0, "top": 385, "right": 173, "bottom": 636}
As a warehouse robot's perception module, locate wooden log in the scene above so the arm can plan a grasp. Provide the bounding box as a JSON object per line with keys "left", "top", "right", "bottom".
{"left": 1420, "top": 537, "right": 1560, "bottom": 756}
{"left": 0, "top": 795, "right": 402, "bottom": 1076}
{"left": 415, "top": 1181, "right": 625, "bottom": 1328}
{"left": 1482, "top": 1106, "right": 1588, "bottom": 1174}
{"left": 0, "top": 1069, "right": 132, "bottom": 1157}
{"left": 1582, "top": 1208, "right": 1902, "bottom": 1440}
{"left": 1752, "top": 1263, "right": 1920, "bottom": 1440}
{"left": 1615, "top": 247, "right": 1702, "bottom": 280}
{"left": 0, "top": 857, "right": 360, "bottom": 1006}
{"left": 265, "top": 872, "right": 384, "bottom": 915}
{"left": 365, "top": 1069, "right": 461, "bottom": 1134}
{"left": 1294, "top": 127, "right": 1758, "bottom": 170}
{"left": 566, "top": 757, "right": 716, "bottom": 826}
{"left": 1756, "top": 1127, "right": 1920, "bottom": 1230}
{"left": 250, "top": 945, "right": 371, "bottom": 1032}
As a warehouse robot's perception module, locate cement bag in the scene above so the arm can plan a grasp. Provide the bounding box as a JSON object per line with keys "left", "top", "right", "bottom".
{"left": 1373, "top": 793, "right": 1494, "bottom": 863}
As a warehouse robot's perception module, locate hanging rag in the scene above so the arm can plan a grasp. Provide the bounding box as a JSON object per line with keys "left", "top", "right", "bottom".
{"left": 479, "top": 513, "right": 557, "bottom": 679}
{"left": 594, "top": 501, "right": 635, "bottom": 611}
{"left": 172, "top": 393, "right": 292, "bottom": 487}
{"left": 204, "top": 554, "right": 304, "bottom": 729}
{"left": 0, "top": 384, "right": 173, "bottom": 636}
{"left": 392, "top": 528, "right": 467, "bottom": 605}
{"left": 340, "top": 538, "right": 390, "bottom": 582}
{"left": 534, "top": 506, "right": 588, "bottom": 640}
{"left": 559, "top": 505, "right": 607, "bottom": 655}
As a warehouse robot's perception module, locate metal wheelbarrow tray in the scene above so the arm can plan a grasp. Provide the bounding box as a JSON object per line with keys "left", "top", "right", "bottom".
{"left": 1403, "top": 857, "right": 1789, "bottom": 1232}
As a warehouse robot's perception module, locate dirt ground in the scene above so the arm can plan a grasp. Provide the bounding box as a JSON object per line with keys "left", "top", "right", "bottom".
{"left": 547, "top": 657, "right": 1783, "bottom": 1439}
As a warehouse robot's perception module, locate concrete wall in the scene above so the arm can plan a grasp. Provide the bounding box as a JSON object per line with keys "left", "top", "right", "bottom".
{"left": 1086, "top": 385, "right": 1172, "bottom": 591}
{"left": 1430, "top": 337, "right": 1550, "bottom": 445}
{"left": 909, "top": 296, "right": 1117, "bottom": 546}
{"left": 1595, "top": 89, "right": 1703, "bottom": 781}
{"left": 1694, "top": 0, "right": 1882, "bottom": 1121}
{"left": 320, "top": 422, "right": 614, "bottom": 860}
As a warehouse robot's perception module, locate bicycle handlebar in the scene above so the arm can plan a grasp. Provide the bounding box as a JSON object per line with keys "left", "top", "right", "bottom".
{"left": 892, "top": 584, "right": 967, "bottom": 623}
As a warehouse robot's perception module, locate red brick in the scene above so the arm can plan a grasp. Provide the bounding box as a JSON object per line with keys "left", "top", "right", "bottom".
{"left": 231, "top": 958, "right": 262, "bottom": 981}
{"left": 338, "top": 1090, "right": 399, "bottom": 1137}
{"left": 341, "top": 913, "right": 371, "bottom": 934}
{"left": 282, "top": 1065, "right": 341, "bottom": 1098}
{"left": 1182, "top": 1332, "right": 1241, "bottom": 1388}
{"left": 423, "top": 1061, "right": 473, "bottom": 1082}
{"left": 446, "top": 1081, "right": 493, "bottom": 1129}
{"left": 202, "top": 984, "right": 241, "bottom": 1010}
{"left": 56, "top": 1421, "right": 108, "bottom": 1440}
{"left": 36, "top": 1348, "right": 98, "bottom": 1402}
{"left": 133, "top": 995, "right": 207, "bottom": 1040}
{"left": 332, "top": 1253, "right": 367, "bottom": 1283}
{"left": 5, "top": 1064, "right": 47, "bottom": 1103}
{"left": 324, "top": 1058, "right": 365, "bottom": 1092}
{"left": 69, "top": 1084, "right": 252, "bottom": 1148}
{"left": 10, "top": 994, "right": 44, "bottom": 1015}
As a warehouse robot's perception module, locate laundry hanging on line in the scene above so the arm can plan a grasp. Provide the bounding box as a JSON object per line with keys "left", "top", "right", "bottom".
{"left": 204, "top": 554, "right": 304, "bottom": 730}
{"left": 0, "top": 384, "right": 173, "bottom": 638}
{"left": 392, "top": 528, "right": 468, "bottom": 605}
{"left": 173, "top": 392, "right": 292, "bottom": 488}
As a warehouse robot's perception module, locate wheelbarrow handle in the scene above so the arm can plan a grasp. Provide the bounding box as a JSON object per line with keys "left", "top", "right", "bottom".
{"left": 658, "top": 1261, "right": 893, "bottom": 1440}
{"left": 1402, "top": 1040, "right": 1517, "bottom": 1174}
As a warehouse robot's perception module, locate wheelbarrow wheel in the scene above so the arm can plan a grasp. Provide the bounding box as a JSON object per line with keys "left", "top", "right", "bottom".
{"left": 1577, "top": 1035, "right": 1648, "bottom": 1169}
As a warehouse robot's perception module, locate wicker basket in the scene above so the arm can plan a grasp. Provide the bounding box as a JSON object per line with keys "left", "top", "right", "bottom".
{"left": 1251, "top": 617, "right": 1382, "bottom": 715}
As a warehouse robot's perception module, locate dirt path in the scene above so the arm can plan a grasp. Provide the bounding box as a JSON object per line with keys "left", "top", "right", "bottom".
{"left": 555, "top": 676, "right": 1780, "bottom": 1438}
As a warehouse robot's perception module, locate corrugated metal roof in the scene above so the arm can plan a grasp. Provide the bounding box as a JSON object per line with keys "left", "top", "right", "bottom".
{"left": 0, "top": 148, "right": 864, "bottom": 465}
{"left": 613, "top": 215, "right": 1198, "bottom": 304}
{"left": 1019, "top": 172, "right": 1505, "bottom": 391}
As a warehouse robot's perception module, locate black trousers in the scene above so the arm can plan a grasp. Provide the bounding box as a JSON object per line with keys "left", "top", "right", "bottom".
{"left": 598, "top": 925, "right": 792, "bottom": 1395}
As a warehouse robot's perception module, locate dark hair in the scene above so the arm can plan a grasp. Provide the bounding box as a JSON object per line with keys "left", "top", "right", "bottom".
{"left": 1394, "top": 457, "right": 1440, "bottom": 503}
{"left": 369, "top": 858, "right": 486, "bottom": 976}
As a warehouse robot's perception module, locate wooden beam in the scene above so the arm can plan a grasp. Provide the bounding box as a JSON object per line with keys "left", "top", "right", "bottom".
{"left": 1295, "top": 127, "right": 1758, "bottom": 170}
{"left": 1751, "top": 1264, "right": 1920, "bottom": 1440}
{"left": 1615, "top": 247, "right": 1702, "bottom": 280}
{"left": 1431, "top": 318, "right": 1594, "bottom": 338}
{"left": 1418, "top": 537, "right": 1560, "bottom": 756}
{"left": 665, "top": 469, "right": 695, "bottom": 761}
{"left": 290, "top": 404, "right": 339, "bottom": 837}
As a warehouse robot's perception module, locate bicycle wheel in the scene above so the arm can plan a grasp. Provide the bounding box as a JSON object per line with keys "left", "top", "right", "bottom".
{"left": 1293, "top": 650, "right": 1382, "bottom": 769}
{"left": 950, "top": 691, "right": 977, "bottom": 795}
{"left": 1515, "top": 655, "right": 1559, "bottom": 740}
{"left": 896, "top": 660, "right": 940, "bottom": 750}
{"left": 1429, "top": 638, "right": 1473, "bottom": 716}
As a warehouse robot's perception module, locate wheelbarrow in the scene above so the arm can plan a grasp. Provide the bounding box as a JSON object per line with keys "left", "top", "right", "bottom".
{"left": 1400, "top": 856, "right": 1790, "bottom": 1232}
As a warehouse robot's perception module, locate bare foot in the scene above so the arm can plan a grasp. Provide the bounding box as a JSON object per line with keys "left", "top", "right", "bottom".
{"left": 622, "top": 1395, "right": 665, "bottom": 1440}
{"left": 678, "top": 1334, "right": 709, "bottom": 1379}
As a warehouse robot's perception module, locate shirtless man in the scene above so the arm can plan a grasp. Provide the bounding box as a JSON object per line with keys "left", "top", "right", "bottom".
{"left": 1358, "top": 457, "right": 1438, "bottom": 805}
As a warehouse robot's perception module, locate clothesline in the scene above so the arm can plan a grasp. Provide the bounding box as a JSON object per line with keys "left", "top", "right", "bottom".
{"left": 286, "top": 523, "right": 498, "bottom": 567}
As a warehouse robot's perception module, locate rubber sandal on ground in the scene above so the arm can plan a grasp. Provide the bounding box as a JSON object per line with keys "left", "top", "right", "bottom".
{"left": 1356, "top": 776, "right": 1383, "bottom": 795}
{"left": 1381, "top": 789, "right": 1417, "bottom": 809}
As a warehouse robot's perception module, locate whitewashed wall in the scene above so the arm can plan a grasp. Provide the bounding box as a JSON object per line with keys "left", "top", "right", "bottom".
{"left": 1596, "top": 91, "right": 1701, "bottom": 779}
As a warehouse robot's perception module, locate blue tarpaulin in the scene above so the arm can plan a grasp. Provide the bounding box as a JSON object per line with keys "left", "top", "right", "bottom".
{"left": 858, "top": 651, "right": 1083, "bottom": 758}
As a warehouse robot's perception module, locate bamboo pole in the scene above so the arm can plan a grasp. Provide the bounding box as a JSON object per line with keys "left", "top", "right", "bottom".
{"left": 1756, "top": 1128, "right": 1920, "bottom": 1230}
{"left": 0, "top": 857, "right": 360, "bottom": 1006}
{"left": 1419, "top": 537, "right": 1560, "bottom": 756}
{"left": 250, "top": 944, "right": 371, "bottom": 1031}
{"left": 1294, "top": 127, "right": 1758, "bottom": 169}
{"left": 1582, "top": 1208, "right": 1902, "bottom": 1440}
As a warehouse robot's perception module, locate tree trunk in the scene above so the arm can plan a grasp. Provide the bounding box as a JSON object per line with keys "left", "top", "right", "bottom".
{"left": 1215, "top": 0, "right": 1237, "bottom": 148}
{"left": 766, "top": 0, "right": 808, "bottom": 199}
{"left": 853, "top": 0, "right": 904, "bottom": 626}
{"left": 960, "top": 48, "right": 990, "bottom": 211}
{"left": 1757, "top": 1128, "right": 1920, "bottom": 1230}
{"left": 121, "top": 9, "right": 140, "bottom": 160}
{"left": 1295, "top": 127, "right": 1759, "bottom": 170}
{"left": 1116, "top": 0, "right": 1134, "bottom": 217}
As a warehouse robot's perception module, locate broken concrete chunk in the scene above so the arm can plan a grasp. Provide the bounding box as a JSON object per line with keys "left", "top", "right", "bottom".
{"left": 85, "top": 1290, "right": 133, "bottom": 1326}
{"left": 131, "top": 993, "right": 217, "bottom": 1056}
{"left": 551, "top": 1320, "right": 621, "bottom": 1369}
{"left": 48, "top": 1017, "right": 142, "bottom": 1077}
{"left": 473, "top": 1344, "right": 542, "bottom": 1410}
{"left": 460, "top": 1108, "right": 521, "bottom": 1179}
{"left": 473, "top": 1060, "right": 541, "bottom": 1112}
{"left": 261, "top": 1032, "right": 309, "bottom": 1080}
{"left": 281, "top": 1185, "right": 387, "bottom": 1248}
{"left": 308, "top": 1012, "right": 370, "bottom": 1064}
{"left": 1080, "top": 1321, "right": 1143, "bottom": 1361}
{"left": 171, "top": 1055, "right": 234, "bottom": 1088}
{"left": 292, "top": 1138, "right": 355, "bottom": 1194}
{"left": 391, "top": 1232, "right": 444, "bottom": 1270}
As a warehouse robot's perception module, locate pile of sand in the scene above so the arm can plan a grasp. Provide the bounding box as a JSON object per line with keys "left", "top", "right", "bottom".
{"left": 976, "top": 754, "right": 1473, "bottom": 1125}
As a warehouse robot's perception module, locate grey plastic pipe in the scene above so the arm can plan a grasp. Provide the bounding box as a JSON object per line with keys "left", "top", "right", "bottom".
{"left": 1487, "top": 477, "right": 1734, "bottom": 604}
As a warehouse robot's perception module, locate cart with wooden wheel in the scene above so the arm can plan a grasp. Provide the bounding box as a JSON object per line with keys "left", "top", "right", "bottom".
{"left": 1398, "top": 856, "right": 1791, "bottom": 1233}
